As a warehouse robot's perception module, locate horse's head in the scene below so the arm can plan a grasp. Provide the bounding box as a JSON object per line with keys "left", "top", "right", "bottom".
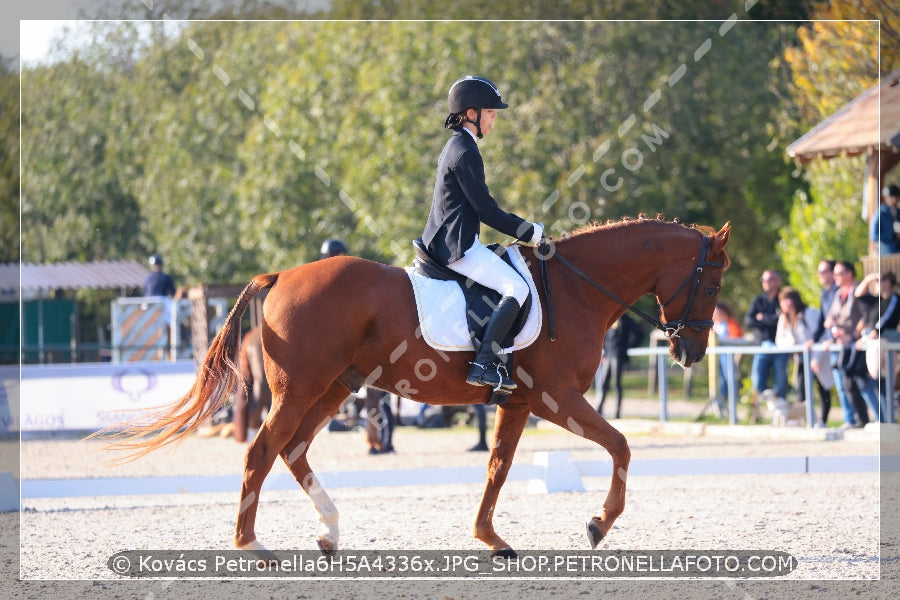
{"left": 653, "top": 223, "right": 731, "bottom": 368}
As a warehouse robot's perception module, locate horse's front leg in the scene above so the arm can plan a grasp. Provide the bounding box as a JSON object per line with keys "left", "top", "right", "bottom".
{"left": 530, "top": 389, "right": 631, "bottom": 548}
{"left": 473, "top": 401, "right": 531, "bottom": 556}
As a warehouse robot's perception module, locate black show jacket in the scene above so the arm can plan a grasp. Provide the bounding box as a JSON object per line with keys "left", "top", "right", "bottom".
{"left": 422, "top": 128, "right": 534, "bottom": 265}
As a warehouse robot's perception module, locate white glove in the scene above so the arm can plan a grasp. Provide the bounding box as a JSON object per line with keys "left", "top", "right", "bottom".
{"left": 528, "top": 222, "right": 544, "bottom": 245}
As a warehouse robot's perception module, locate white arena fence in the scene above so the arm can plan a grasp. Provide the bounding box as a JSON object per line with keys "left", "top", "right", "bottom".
{"left": 628, "top": 341, "right": 900, "bottom": 426}
{"left": 3, "top": 343, "right": 898, "bottom": 435}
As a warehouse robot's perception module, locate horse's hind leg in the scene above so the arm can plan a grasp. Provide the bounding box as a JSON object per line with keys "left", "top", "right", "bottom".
{"left": 530, "top": 389, "right": 631, "bottom": 548}
{"left": 277, "top": 383, "right": 349, "bottom": 554}
{"left": 473, "top": 401, "right": 531, "bottom": 555}
{"left": 234, "top": 389, "right": 319, "bottom": 554}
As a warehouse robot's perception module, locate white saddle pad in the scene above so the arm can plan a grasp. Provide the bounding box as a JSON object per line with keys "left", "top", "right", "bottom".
{"left": 405, "top": 245, "right": 542, "bottom": 353}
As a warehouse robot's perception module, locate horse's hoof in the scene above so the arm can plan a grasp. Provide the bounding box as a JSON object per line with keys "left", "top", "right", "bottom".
{"left": 237, "top": 541, "right": 279, "bottom": 566}
{"left": 317, "top": 538, "right": 337, "bottom": 556}
{"left": 586, "top": 520, "right": 604, "bottom": 549}
{"left": 490, "top": 547, "right": 517, "bottom": 559}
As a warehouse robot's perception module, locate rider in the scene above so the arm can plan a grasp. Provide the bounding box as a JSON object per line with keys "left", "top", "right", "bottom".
{"left": 320, "top": 238, "right": 348, "bottom": 259}
{"left": 421, "top": 76, "right": 543, "bottom": 392}
{"left": 143, "top": 254, "right": 176, "bottom": 298}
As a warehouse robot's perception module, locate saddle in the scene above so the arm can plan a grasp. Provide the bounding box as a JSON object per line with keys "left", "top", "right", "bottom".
{"left": 411, "top": 238, "right": 533, "bottom": 350}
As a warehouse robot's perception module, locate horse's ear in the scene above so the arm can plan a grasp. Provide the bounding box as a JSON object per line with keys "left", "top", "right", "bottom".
{"left": 716, "top": 222, "right": 732, "bottom": 247}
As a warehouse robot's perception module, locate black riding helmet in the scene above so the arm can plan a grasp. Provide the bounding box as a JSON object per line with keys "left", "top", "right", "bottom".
{"left": 320, "top": 238, "right": 348, "bottom": 259}
{"left": 444, "top": 76, "right": 508, "bottom": 138}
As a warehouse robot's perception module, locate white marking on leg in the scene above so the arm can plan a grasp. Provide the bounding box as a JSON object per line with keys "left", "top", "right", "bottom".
{"left": 617, "top": 467, "right": 628, "bottom": 483}
{"left": 305, "top": 474, "right": 340, "bottom": 548}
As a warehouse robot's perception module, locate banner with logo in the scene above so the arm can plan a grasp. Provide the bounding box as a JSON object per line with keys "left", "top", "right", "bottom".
{"left": 10, "top": 362, "right": 196, "bottom": 433}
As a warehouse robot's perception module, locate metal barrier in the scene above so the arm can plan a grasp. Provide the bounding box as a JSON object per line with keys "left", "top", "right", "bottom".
{"left": 627, "top": 341, "right": 898, "bottom": 427}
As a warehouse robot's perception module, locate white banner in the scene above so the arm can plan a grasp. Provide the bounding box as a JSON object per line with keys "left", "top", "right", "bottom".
{"left": 7, "top": 361, "right": 197, "bottom": 433}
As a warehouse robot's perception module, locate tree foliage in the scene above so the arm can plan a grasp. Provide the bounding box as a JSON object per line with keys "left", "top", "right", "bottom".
{"left": 23, "top": 12, "right": 885, "bottom": 320}
{"left": 777, "top": 0, "right": 895, "bottom": 307}
{"left": 0, "top": 57, "right": 18, "bottom": 262}
{"left": 779, "top": 159, "right": 870, "bottom": 304}
{"left": 21, "top": 27, "right": 146, "bottom": 264}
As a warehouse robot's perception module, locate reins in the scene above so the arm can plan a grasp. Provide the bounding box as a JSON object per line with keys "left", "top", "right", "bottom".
{"left": 537, "top": 234, "right": 723, "bottom": 341}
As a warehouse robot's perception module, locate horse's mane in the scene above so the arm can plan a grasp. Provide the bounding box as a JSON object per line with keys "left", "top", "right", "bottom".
{"left": 564, "top": 214, "right": 715, "bottom": 239}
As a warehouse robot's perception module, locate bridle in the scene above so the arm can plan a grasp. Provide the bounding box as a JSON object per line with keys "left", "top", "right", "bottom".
{"left": 537, "top": 234, "right": 724, "bottom": 341}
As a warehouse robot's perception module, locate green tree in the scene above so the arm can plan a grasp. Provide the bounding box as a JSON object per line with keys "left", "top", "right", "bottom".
{"left": 21, "top": 19, "right": 808, "bottom": 289}
{"left": 778, "top": 3, "right": 890, "bottom": 301}
{"left": 123, "top": 21, "right": 272, "bottom": 284}
{"left": 20, "top": 25, "right": 145, "bottom": 264}
{"left": 0, "top": 57, "right": 18, "bottom": 263}
{"left": 780, "top": 160, "right": 869, "bottom": 304}
{"left": 326, "top": 0, "right": 809, "bottom": 20}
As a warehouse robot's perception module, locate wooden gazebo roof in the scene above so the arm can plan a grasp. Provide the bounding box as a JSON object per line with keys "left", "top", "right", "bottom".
{"left": 787, "top": 67, "right": 900, "bottom": 163}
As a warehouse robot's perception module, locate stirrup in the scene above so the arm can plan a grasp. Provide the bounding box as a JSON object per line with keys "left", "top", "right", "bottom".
{"left": 466, "top": 360, "right": 516, "bottom": 391}
{"left": 491, "top": 362, "right": 514, "bottom": 393}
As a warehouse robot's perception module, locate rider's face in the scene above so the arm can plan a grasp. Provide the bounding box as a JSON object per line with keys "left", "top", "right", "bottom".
{"left": 467, "top": 108, "right": 497, "bottom": 136}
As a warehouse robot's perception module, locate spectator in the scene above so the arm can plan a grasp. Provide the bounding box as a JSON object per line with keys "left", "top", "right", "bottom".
{"left": 871, "top": 184, "right": 900, "bottom": 254}
{"left": 854, "top": 271, "right": 900, "bottom": 422}
{"left": 469, "top": 404, "right": 489, "bottom": 452}
{"left": 143, "top": 254, "right": 175, "bottom": 297}
{"left": 362, "top": 388, "right": 395, "bottom": 454}
{"left": 596, "top": 313, "right": 643, "bottom": 419}
{"left": 856, "top": 271, "right": 900, "bottom": 342}
{"left": 744, "top": 269, "right": 789, "bottom": 404}
{"left": 774, "top": 287, "right": 817, "bottom": 405}
{"left": 889, "top": 185, "right": 900, "bottom": 242}
{"left": 711, "top": 301, "right": 744, "bottom": 413}
{"left": 822, "top": 261, "right": 871, "bottom": 428}
{"left": 809, "top": 260, "right": 839, "bottom": 427}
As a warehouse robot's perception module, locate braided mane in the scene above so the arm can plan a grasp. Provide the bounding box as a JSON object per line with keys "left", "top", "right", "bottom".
{"left": 566, "top": 214, "right": 714, "bottom": 239}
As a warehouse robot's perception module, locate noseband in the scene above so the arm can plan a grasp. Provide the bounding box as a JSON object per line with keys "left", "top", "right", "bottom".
{"left": 538, "top": 234, "right": 723, "bottom": 341}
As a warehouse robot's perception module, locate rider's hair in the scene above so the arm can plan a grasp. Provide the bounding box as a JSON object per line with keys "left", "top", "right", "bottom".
{"left": 444, "top": 111, "right": 469, "bottom": 129}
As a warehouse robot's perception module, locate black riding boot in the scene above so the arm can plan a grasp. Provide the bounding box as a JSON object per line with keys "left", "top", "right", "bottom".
{"left": 466, "top": 296, "right": 520, "bottom": 391}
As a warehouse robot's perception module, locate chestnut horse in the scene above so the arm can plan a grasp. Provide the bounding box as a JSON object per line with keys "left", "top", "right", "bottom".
{"left": 107, "top": 218, "right": 731, "bottom": 558}
{"left": 231, "top": 326, "right": 271, "bottom": 443}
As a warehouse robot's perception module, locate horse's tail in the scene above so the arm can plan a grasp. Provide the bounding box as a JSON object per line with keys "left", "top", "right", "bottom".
{"left": 95, "top": 273, "right": 280, "bottom": 462}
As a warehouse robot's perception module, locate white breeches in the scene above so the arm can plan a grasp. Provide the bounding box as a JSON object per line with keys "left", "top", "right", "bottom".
{"left": 447, "top": 238, "right": 529, "bottom": 305}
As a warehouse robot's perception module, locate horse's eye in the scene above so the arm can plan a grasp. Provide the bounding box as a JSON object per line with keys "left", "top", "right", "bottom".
{"left": 705, "top": 286, "right": 718, "bottom": 297}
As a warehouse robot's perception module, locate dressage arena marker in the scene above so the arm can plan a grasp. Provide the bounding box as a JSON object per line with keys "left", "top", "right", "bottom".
{"left": 526, "top": 451, "right": 585, "bottom": 494}
{"left": 19, "top": 453, "right": 883, "bottom": 500}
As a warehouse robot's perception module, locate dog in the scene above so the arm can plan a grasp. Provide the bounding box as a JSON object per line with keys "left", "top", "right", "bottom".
{"left": 761, "top": 389, "right": 807, "bottom": 427}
